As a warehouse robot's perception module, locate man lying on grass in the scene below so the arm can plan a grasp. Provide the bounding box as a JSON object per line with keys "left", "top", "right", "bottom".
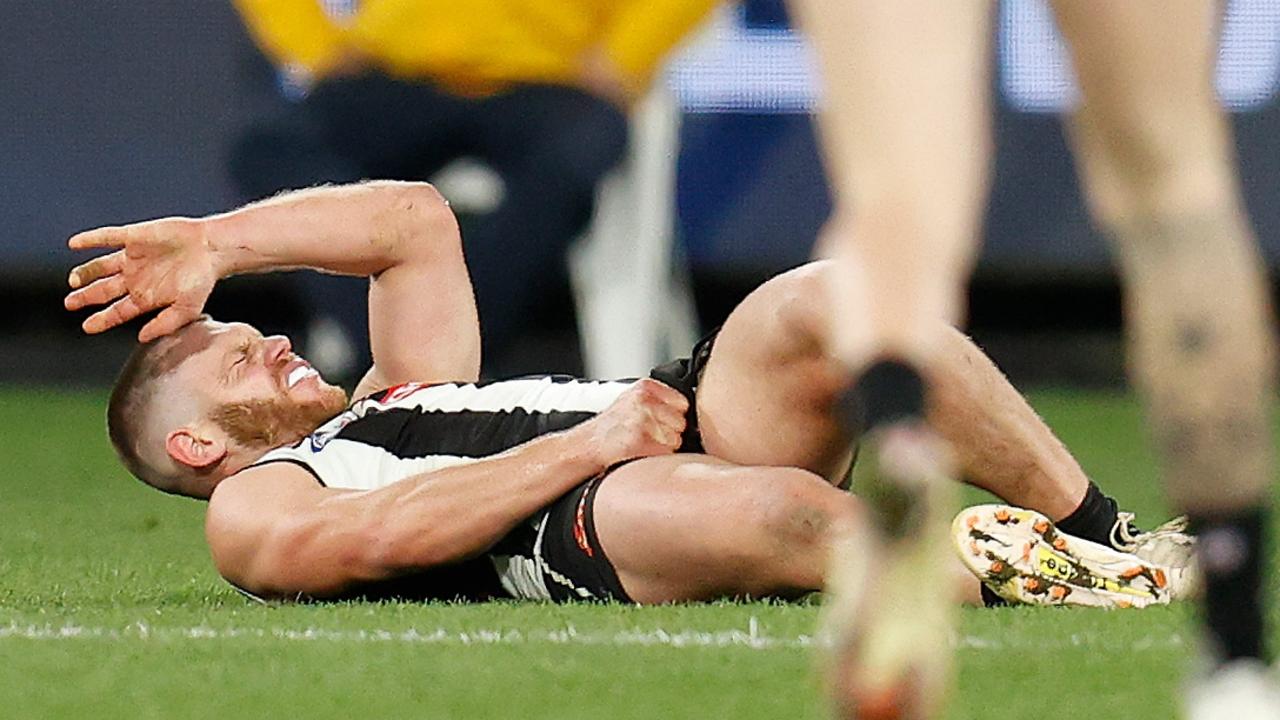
{"left": 65, "top": 181, "right": 1191, "bottom": 607}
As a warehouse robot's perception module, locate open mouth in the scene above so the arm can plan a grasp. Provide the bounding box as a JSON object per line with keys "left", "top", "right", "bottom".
{"left": 284, "top": 359, "right": 319, "bottom": 389}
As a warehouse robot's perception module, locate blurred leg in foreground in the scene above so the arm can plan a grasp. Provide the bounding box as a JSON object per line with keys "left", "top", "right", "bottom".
{"left": 785, "top": 1, "right": 994, "bottom": 717}
{"left": 1053, "top": 1, "right": 1278, "bottom": 715}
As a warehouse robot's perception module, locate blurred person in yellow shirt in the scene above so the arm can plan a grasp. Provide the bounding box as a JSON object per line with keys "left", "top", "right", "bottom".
{"left": 228, "top": 0, "right": 716, "bottom": 377}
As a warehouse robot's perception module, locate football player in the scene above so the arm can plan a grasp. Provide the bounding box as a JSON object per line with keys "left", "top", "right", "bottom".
{"left": 65, "top": 181, "right": 1190, "bottom": 610}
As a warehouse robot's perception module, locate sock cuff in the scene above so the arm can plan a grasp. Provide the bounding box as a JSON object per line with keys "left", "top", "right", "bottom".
{"left": 1189, "top": 504, "right": 1271, "bottom": 663}
{"left": 839, "top": 359, "right": 927, "bottom": 434}
{"left": 1055, "top": 482, "right": 1120, "bottom": 548}
{"left": 1189, "top": 506, "right": 1269, "bottom": 575}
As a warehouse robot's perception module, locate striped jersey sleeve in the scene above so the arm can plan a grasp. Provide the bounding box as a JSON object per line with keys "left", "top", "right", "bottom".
{"left": 251, "top": 375, "right": 633, "bottom": 491}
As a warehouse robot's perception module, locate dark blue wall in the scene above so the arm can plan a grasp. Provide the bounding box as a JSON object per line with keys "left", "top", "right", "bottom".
{"left": 0, "top": 1, "right": 253, "bottom": 279}
{"left": 5, "top": 1, "right": 1280, "bottom": 284}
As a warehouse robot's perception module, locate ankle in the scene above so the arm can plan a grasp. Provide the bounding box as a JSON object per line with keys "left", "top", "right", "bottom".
{"left": 838, "top": 359, "right": 928, "bottom": 436}
{"left": 1190, "top": 505, "right": 1271, "bottom": 664}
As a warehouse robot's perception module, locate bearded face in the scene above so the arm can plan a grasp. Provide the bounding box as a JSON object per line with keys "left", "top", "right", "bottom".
{"left": 210, "top": 384, "right": 349, "bottom": 450}
{"left": 167, "top": 319, "right": 352, "bottom": 453}
{"left": 122, "top": 319, "right": 356, "bottom": 500}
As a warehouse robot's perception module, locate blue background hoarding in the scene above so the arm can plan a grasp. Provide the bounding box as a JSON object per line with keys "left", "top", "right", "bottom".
{"left": 4, "top": 0, "right": 1280, "bottom": 282}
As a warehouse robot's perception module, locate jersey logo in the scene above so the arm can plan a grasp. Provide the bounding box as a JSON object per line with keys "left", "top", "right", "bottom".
{"left": 380, "top": 382, "right": 429, "bottom": 404}
{"left": 573, "top": 492, "right": 594, "bottom": 558}
{"left": 308, "top": 408, "right": 359, "bottom": 452}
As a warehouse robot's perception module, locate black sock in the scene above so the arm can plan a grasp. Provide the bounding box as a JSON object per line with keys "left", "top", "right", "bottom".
{"left": 1190, "top": 506, "right": 1270, "bottom": 664}
{"left": 837, "top": 359, "right": 927, "bottom": 435}
{"left": 1055, "top": 482, "right": 1123, "bottom": 548}
{"left": 980, "top": 584, "right": 1008, "bottom": 608}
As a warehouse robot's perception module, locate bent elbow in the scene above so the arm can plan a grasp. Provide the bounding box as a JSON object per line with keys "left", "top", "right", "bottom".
{"left": 398, "top": 183, "right": 461, "bottom": 258}
{"left": 232, "top": 519, "right": 374, "bottom": 599}
{"left": 361, "top": 182, "right": 460, "bottom": 267}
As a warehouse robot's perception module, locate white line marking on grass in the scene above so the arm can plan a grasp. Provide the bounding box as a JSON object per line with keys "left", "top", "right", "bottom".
{"left": 0, "top": 620, "right": 1188, "bottom": 653}
{"left": 0, "top": 620, "right": 815, "bottom": 650}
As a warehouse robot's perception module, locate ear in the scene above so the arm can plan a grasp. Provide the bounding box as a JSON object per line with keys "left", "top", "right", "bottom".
{"left": 165, "top": 427, "right": 228, "bottom": 471}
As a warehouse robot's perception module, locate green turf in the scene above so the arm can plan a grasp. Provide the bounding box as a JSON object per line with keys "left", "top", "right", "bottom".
{"left": 1, "top": 386, "right": 1276, "bottom": 719}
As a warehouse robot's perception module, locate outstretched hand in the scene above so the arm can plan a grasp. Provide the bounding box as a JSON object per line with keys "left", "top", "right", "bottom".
{"left": 64, "top": 218, "right": 220, "bottom": 342}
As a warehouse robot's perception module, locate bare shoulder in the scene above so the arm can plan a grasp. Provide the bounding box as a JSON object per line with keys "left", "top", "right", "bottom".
{"left": 207, "top": 463, "right": 324, "bottom": 525}
{"left": 204, "top": 463, "right": 326, "bottom": 584}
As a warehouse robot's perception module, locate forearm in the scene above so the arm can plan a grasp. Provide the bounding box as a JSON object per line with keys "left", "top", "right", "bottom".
{"left": 345, "top": 427, "right": 605, "bottom": 574}
{"left": 245, "top": 429, "right": 602, "bottom": 597}
{"left": 204, "top": 181, "right": 454, "bottom": 279}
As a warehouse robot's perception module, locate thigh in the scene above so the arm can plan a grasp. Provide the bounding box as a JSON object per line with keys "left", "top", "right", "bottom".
{"left": 593, "top": 454, "right": 853, "bottom": 604}
{"left": 695, "top": 262, "right": 853, "bottom": 482}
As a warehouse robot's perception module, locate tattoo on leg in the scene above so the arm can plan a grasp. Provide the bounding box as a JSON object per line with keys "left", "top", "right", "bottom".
{"left": 1174, "top": 316, "right": 1212, "bottom": 355}
{"left": 1108, "top": 207, "right": 1275, "bottom": 512}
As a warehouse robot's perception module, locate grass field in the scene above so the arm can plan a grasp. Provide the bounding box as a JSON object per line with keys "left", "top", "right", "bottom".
{"left": 2, "top": 386, "right": 1277, "bottom": 719}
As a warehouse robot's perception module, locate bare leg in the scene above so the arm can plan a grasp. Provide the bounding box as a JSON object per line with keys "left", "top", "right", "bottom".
{"left": 697, "top": 262, "right": 854, "bottom": 482}
{"left": 1054, "top": 0, "right": 1274, "bottom": 670}
{"left": 775, "top": 4, "right": 994, "bottom": 711}
{"left": 1053, "top": 0, "right": 1274, "bottom": 513}
{"left": 698, "top": 261, "right": 1087, "bottom": 520}
{"left": 928, "top": 325, "right": 1085, "bottom": 520}
{"left": 790, "top": 0, "right": 993, "bottom": 371}
{"left": 592, "top": 453, "right": 982, "bottom": 606}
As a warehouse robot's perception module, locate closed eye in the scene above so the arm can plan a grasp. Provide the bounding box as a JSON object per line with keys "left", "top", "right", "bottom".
{"left": 223, "top": 340, "right": 253, "bottom": 383}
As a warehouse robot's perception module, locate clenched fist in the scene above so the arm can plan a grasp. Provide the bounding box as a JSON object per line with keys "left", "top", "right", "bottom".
{"left": 578, "top": 378, "right": 690, "bottom": 467}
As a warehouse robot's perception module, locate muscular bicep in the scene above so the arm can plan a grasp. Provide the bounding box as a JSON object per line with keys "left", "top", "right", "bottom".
{"left": 205, "top": 465, "right": 388, "bottom": 599}
{"left": 361, "top": 198, "right": 481, "bottom": 394}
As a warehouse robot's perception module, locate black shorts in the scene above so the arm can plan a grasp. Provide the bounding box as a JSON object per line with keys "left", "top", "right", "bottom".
{"left": 533, "top": 330, "right": 721, "bottom": 603}
{"left": 647, "top": 327, "right": 719, "bottom": 453}
{"left": 537, "top": 472, "right": 632, "bottom": 603}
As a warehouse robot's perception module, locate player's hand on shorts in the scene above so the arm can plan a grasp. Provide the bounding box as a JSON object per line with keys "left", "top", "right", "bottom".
{"left": 64, "top": 217, "right": 220, "bottom": 342}
{"left": 583, "top": 378, "right": 689, "bottom": 466}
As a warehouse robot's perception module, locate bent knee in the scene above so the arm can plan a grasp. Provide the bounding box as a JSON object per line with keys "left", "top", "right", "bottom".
{"left": 646, "top": 464, "right": 851, "bottom": 598}
{"left": 746, "top": 470, "right": 851, "bottom": 550}
{"left": 740, "top": 470, "right": 854, "bottom": 594}
{"left": 1079, "top": 112, "right": 1234, "bottom": 220}
{"left": 666, "top": 463, "right": 846, "bottom": 546}
{"left": 740, "top": 261, "right": 835, "bottom": 356}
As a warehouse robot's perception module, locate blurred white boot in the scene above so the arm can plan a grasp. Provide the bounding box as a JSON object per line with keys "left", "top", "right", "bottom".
{"left": 1185, "top": 660, "right": 1280, "bottom": 720}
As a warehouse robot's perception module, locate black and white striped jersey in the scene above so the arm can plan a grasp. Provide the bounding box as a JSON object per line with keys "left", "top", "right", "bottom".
{"left": 250, "top": 374, "right": 634, "bottom": 601}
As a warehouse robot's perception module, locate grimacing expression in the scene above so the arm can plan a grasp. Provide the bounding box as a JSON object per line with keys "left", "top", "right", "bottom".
{"left": 173, "top": 320, "right": 349, "bottom": 448}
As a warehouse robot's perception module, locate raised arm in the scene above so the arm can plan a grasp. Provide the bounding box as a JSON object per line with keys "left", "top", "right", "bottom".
{"left": 205, "top": 379, "right": 688, "bottom": 599}
{"left": 65, "top": 181, "right": 481, "bottom": 387}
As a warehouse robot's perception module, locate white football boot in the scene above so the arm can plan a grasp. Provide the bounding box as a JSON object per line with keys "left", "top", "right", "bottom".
{"left": 1185, "top": 660, "right": 1280, "bottom": 720}
{"left": 1111, "top": 511, "right": 1201, "bottom": 597}
{"left": 952, "top": 504, "right": 1192, "bottom": 608}
{"left": 822, "top": 422, "right": 957, "bottom": 720}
